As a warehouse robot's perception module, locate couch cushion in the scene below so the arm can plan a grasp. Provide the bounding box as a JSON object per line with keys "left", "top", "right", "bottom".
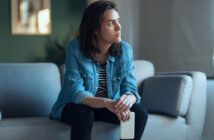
{"left": 142, "top": 75, "right": 193, "bottom": 117}
{"left": 0, "top": 117, "right": 120, "bottom": 140}
{"left": 133, "top": 60, "right": 155, "bottom": 89}
{"left": 0, "top": 115, "right": 187, "bottom": 140}
{"left": 91, "top": 121, "right": 120, "bottom": 140}
{"left": 0, "top": 63, "right": 61, "bottom": 118}
{"left": 142, "top": 114, "right": 187, "bottom": 140}
{"left": 0, "top": 117, "right": 70, "bottom": 140}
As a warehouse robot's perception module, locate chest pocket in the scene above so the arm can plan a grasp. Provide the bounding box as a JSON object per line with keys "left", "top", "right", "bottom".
{"left": 81, "top": 72, "right": 94, "bottom": 91}
{"left": 111, "top": 72, "right": 127, "bottom": 94}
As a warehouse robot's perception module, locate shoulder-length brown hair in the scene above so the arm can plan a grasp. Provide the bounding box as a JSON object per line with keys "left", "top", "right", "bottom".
{"left": 78, "top": 0, "right": 121, "bottom": 61}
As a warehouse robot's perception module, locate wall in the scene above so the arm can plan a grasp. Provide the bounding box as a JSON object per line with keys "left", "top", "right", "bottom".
{"left": 139, "top": 0, "right": 213, "bottom": 76}
{"left": 116, "top": 0, "right": 214, "bottom": 76}
{"left": 0, "top": 0, "right": 86, "bottom": 63}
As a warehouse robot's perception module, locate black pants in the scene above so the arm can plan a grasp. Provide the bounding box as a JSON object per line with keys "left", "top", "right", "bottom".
{"left": 61, "top": 102, "right": 148, "bottom": 140}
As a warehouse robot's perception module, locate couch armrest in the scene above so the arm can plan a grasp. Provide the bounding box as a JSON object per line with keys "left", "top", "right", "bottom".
{"left": 141, "top": 75, "right": 193, "bottom": 117}
{"left": 157, "top": 71, "right": 207, "bottom": 140}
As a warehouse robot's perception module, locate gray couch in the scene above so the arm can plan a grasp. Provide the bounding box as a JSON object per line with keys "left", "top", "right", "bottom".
{"left": 0, "top": 60, "right": 206, "bottom": 140}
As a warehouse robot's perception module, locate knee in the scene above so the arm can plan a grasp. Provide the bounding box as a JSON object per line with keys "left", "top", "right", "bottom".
{"left": 75, "top": 104, "right": 94, "bottom": 123}
{"left": 77, "top": 104, "right": 93, "bottom": 114}
{"left": 71, "top": 104, "right": 94, "bottom": 132}
{"left": 132, "top": 104, "right": 148, "bottom": 121}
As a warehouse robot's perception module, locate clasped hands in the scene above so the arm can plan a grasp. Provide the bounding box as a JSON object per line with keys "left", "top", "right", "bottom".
{"left": 105, "top": 94, "right": 136, "bottom": 122}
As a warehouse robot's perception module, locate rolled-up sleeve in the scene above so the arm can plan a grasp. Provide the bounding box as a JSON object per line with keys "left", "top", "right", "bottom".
{"left": 120, "top": 44, "right": 141, "bottom": 103}
{"left": 63, "top": 42, "right": 93, "bottom": 104}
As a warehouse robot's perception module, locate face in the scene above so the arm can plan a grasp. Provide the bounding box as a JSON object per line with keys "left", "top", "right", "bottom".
{"left": 96, "top": 9, "right": 121, "bottom": 44}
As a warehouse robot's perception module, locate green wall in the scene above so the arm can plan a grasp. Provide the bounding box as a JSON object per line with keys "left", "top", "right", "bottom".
{"left": 0, "top": 0, "right": 86, "bottom": 63}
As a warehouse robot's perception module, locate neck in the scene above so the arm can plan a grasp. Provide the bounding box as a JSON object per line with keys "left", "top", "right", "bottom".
{"left": 97, "top": 40, "right": 111, "bottom": 55}
{"left": 93, "top": 39, "right": 111, "bottom": 64}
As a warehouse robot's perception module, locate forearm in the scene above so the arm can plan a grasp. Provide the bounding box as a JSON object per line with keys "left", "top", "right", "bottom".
{"left": 82, "top": 96, "right": 111, "bottom": 108}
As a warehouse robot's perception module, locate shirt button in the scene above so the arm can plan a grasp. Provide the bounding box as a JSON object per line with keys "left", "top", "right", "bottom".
{"left": 95, "top": 87, "right": 98, "bottom": 89}
{"left": 118, "top": 77, "right": 120, "bottom": 80}
{"left": 107, "top": 74, "right": 110, "bottom": 77}
{"left": 96, "top": 73, "right": 99, "bottom": 76}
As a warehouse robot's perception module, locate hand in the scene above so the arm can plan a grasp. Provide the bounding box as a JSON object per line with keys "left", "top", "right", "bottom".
{"left": 114, "top": 94, "right": 136, "bottom": 113}
{"left": 104, "top": 98, "right": 132, "bottom": 122}
{"left": 104, "top": 99, "right": 116, "bottom": 113}
{"left": 116, "top": 110, "right": 131, "bottom": 122}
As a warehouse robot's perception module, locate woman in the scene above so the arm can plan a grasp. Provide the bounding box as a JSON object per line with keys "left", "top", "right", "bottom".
{"left": 50, "top": 1, "right": 148, "bottom": 140}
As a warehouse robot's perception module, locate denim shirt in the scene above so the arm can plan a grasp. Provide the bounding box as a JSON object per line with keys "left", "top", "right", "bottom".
{"left": 49, "top": 38, "right": 141, "bottom": 120}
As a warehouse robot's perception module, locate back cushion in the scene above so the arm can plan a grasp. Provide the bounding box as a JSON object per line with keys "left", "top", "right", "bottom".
{"left": 0, "top": 63, "right": 61, "bottom": 118}
{"left": 142, "top": 75, "right": 193, "bottom": 117}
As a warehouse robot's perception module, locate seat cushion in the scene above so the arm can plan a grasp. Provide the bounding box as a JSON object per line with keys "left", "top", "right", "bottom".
{"left": 0, "top": 117, "right": 120, "bottom": 140}
{"left": 142, "top": 114, "right": 187, "bottom": 140}
{"left": 0, "top": 117, "right": 70, "bottom": 140}
{"left": 0, "top": 115, "right": 187, "bottom": 140}
{"left": 142, "top": 75, "right": 193, "bottom": 117}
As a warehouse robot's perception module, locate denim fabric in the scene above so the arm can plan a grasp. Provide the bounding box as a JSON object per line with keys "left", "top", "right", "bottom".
{"left": 50, "top": 38, "right": 141, "bottom": 120}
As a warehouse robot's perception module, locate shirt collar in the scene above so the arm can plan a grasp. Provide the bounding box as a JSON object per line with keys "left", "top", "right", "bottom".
{"left": 108, "top": 55, "right": 115, "bottom": 62}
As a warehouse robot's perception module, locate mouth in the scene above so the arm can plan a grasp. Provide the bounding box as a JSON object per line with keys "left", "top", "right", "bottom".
{"left": 116, "top": 33, "right": 121, "bottom": 37}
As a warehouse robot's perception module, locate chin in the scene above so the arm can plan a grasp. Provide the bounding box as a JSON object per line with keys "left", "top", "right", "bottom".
{"left": 114, "top": 38, "right": 121, "bottom": 43}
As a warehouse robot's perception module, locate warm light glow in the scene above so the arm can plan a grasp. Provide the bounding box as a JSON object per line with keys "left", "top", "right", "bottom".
{"left": 11, "top": 0, "right": 51, "bottom": 35}
{"left": 38, "top": 9, "right": 50, "bottom": 34}
{"left": 20, "top": 1, "right": 29, "bottom": 25}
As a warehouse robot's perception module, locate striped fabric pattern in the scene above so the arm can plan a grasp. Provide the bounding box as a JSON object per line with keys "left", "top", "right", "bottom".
{"left": 95, "top": 64, "right": 108, "bottom": 98}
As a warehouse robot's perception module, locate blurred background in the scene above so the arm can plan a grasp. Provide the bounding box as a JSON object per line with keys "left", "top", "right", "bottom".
{"left": 1, "top": 0, "right": 214, "bottom": 76}
{"left": 0, "top": 0, "right": 84, "bottom": 65}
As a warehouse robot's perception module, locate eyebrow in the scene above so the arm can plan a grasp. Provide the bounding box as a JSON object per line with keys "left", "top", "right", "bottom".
{"left": 105, "top": 18, "right": 120, "bottom": 22}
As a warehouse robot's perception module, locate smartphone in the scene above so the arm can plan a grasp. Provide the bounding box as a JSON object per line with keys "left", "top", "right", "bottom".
{"left": 120, "top": 112, "right": 135, "bottom": 139}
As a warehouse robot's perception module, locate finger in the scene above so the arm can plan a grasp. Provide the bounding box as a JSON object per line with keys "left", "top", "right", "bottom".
{"left": 120, "top": 112, "right": 123, "bottom": 121}
{"left": 124, "top": 101, "right": 133, "bottom": 112}
{"left": 122, "top": 97, "right": 135, "bottom": 112}
{"left": 120, "top": 99, "right": 131, "bottom": 112}
{"left": 121, "top": 112, "right": 126, "bottom": 122}
{"left": 122, "top": 112, "right": 126, "bottom": 122}
{"left": 127, "top": 110, "right": 131, "bottom": 121}
{"left": 115, "top": 98, "right": 125, "bottom": 109}
{"left": 119, "top": 97, "right": 132, "bottom": 112}
{"left": 124, "top": 111, "right": 129, "bottom": 121}
{"left": 123, "top": 112, "right": 127, "bottom": 121}
{"left": 115, "top": 98, "right": 127, "bottom": 113}
{"left": 116, "top": 96, "right": 128, "bottom": 111}
{"left": 125, "top": 111, "right": 130, "bottom": 121}
{"left": 115, "top": 95, "right": 127, "bottom": 108}
{"left": 116, "top": 113, "right": 122, "bottom": 121}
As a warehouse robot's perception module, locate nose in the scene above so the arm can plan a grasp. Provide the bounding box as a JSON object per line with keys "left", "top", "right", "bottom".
{"left": 115, "top": 22, "right": 121, "bottom": 31}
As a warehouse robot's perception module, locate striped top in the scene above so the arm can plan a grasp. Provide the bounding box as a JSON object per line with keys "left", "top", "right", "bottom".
{"left": 95, "top": 64, "right": 108, "bottom": 98}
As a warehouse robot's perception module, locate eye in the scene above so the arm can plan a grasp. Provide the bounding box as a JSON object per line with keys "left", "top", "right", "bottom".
{"left": 108, "top": 21, "right": 113, "bottom": 26}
